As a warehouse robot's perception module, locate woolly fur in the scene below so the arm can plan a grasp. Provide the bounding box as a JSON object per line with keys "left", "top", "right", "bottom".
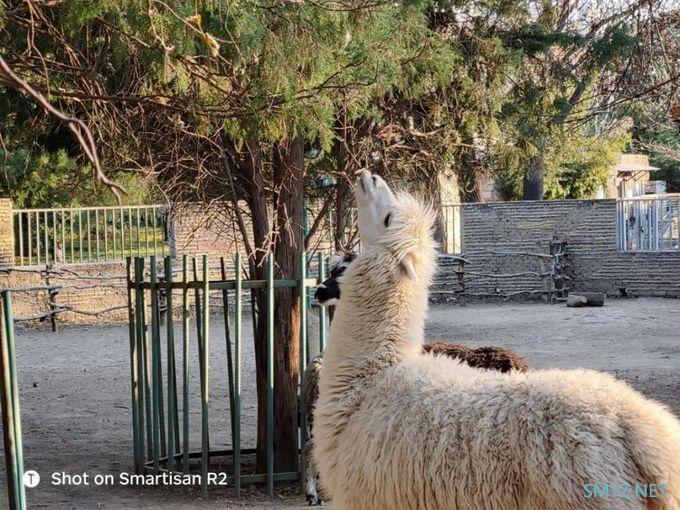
{"left": 314, "top": 172, "right": 680, "bottom": 510}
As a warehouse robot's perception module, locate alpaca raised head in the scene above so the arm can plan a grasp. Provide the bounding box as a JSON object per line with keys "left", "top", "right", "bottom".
{"left": 355, "top": 169, "right": 437, "bottom": 283}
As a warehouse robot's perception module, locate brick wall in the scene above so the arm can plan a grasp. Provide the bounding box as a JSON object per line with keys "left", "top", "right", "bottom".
{"left": 458, "top": 199, "right": 680, "bottom": 298}
{"left": 0, "top": 199, "right": 13, "bottom": 268}
{"left": 171, "top": 202, "right": 245, "bottom": 266}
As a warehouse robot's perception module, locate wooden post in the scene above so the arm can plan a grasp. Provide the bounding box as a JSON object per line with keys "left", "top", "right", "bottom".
{"left": 45, "top": 264, "right": 58, "bottom": 332}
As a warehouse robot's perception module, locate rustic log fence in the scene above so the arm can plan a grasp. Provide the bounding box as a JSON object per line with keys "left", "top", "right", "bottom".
{"left": 434, "top": 243, "right": 570, "bottom": 303}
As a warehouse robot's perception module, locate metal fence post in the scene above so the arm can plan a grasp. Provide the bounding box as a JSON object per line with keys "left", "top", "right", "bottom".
{"left": 317, "top": 252, "right": 327, "bottom": 352}
{"left": 150, "top": 257, "right": 162, "bottom": 472}
{"left": 181, "top": 255, "right": 190, "bottom": 474}
{"left": 126, "top": 258, "right": 143, "bottom": 473}
{"left": 220, "top": 257, "right": 236, "bottom": 478}
{"left": 164, "top": 256, "right": 177, "bottom": 472}
{"left": 201, "top": 255, "right": 210, "bottom": 497}
{"left": 233, "top": 253, "right": 242, "bottom": 496}
{"left": 266, "top": 253, "right": 275, "bottom": 496}
{"left": 299, "top": 253, "right": 308, "bottom": 450}
{"left": 1, "top": 291, "right": 26, "bottom": 510}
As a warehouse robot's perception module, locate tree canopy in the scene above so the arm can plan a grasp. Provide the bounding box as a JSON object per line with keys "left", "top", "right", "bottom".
{"left": 3, "top": 0, "right": 678, "bottom": 207}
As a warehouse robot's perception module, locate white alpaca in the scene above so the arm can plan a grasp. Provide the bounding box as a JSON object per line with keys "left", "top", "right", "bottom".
{"left": 314, "top": 170, "right": 680, "bottom": 510}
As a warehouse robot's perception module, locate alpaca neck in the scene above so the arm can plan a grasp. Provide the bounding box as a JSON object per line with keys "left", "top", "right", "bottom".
{"left": 325, "top": 252, "right": 432, "bottom": 381}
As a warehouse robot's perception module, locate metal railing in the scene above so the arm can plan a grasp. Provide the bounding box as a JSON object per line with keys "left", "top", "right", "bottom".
{"left": 126, "top": 253, "right": 327, "bottom": 497}
{"left": 617, "top": 195, "right": 680, "bottom": 251}
{"left": 13, "top": 205, "right": 170, "bottom": 266}
{"left": 1, "top": 291, "right": 26, "bottom": 510}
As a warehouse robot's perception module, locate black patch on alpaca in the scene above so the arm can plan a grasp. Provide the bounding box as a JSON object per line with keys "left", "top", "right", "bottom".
{"left": 314, "top": 278, "right": 341, "bottom": 303}
{"left": 314, "top": 252, "right": 356, "bottom": 305}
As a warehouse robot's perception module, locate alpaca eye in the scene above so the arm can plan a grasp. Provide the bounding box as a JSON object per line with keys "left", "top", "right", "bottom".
{"left": 384, "top": 213, "right": 392, "bottom": 227}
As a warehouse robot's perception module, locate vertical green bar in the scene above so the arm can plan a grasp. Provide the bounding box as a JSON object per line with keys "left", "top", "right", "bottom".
{"left": 126, "top": 258, "right": 142, "bottom": 473}
{"left": 165, "top": 257, "right": 177, "bottom": 472}
{"left": 233, "top": 253, "right": 242, "bottom": 496}
{"left": 192, "top": 258, "right": 210, "bottom": 455}
{"left": 220, "top": 258, "right": 236, "bottom": 473}
{"left": 1, "top": 291, "right": 26, "bottom": 510}
{"left": 0, "top": 293, "right": 18, "bottom": 508}
{"left": 299, "top": 253, "right": 308, "bottom": 449}
{"left": 138, "top": 259, "right": 153, "bottom": 461}
{"left": 201, "top": 255, "right": 210, "bottom": 496}
{"left": 317, "top": 253, "right": 327, "bottom": 352}
{"left": 150, "top": 257, "right": 161, "bottom": 472}
{"left": 6, "top": 293, "right": 26, "bottom": 510}
{"left": 182, "top": 256, "right": 190, "bottom": 473}
{"left": 266, "top": 253, "right": 274, "bottom": 496}
{"left": 133, "top": 259, "right": 147, "bottom": 471}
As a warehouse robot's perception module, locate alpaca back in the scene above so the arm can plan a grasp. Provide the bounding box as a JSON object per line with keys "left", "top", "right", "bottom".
{"left": 322, "top": 354, "right": 680, "bottom": 510}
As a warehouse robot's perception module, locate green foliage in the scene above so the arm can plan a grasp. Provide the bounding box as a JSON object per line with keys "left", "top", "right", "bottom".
{"left": 495, "top": 123, "right": 630, "bottom": 200}
{"left": 544, "top": 127, "right": 630, "bottom": 199}
{"left": 0, "top": 0, "right": 646, "bottom": 205}
{"left": 637, "top": 125, "right": 680, "bottom": 193}
{"left": 0, "top": 144, "right": 155, "bottom": 208}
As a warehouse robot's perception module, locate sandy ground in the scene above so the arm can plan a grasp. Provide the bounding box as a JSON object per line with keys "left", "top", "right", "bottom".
{"left": 1, "top": 297, "right": 679, "bottom": 509}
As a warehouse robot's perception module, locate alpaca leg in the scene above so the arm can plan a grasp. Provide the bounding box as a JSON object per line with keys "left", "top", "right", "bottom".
{"left": 302, "top": 439, "right": 322, "bottom": 505}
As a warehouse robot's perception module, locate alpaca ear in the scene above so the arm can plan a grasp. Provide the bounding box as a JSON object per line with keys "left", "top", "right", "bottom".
{"left": 399, "top": 253, "right": 419, "bottom": 281}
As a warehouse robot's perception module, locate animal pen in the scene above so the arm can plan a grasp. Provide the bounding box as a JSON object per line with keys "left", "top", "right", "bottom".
{"left": 125, "top": 253, "right": 328, "bottom": 497}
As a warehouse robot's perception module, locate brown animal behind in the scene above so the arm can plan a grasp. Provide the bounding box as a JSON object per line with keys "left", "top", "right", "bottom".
{"left": 423, "top": 342, "right": 530, "bottom": 373}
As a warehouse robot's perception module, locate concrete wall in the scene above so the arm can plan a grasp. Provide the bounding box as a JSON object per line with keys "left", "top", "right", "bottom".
{"left": 459, "top": 199, "right": 680, "bottom": 298}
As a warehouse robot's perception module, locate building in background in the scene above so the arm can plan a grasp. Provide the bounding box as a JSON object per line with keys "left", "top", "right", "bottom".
{"left": 597, "top": 153, "right": 664, "bottom": 199}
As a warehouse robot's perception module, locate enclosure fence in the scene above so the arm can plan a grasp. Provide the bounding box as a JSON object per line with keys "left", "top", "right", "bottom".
{"left": 434, "top": 241, "right": 569, "bottom": 303}
{"left": 126, "top": 253, "right": 327, "bottom": 497}
{"left": 1, "top": 291, "right": 26, "bottom": 510}
{"left": 13, "top": 204, "right": 170, "bottom": 266}
{"left": 618, "top": 194, "right": 680, "bottom": 251}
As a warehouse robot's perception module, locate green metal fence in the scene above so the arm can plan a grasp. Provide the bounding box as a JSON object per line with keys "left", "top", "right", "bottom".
{"left": 126, "top": 253, "right": 327, "bottom": 497}
{"left": 14, "top": 205, "right": 170, "bottom": 266}
{"left": 1, "top": 291, "right": 26, "bottom": 510}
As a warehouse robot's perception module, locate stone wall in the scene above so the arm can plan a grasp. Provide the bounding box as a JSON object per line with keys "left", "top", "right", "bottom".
{"left": 458, "top": 199, "right": 680, "bottom": 298}
{"left": 1, "top": 262, "right": 129, "bottom": 324}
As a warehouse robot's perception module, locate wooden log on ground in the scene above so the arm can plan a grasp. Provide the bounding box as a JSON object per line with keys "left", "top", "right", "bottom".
{"left": 566, "top": 292, "right": 606, "bottom": 307}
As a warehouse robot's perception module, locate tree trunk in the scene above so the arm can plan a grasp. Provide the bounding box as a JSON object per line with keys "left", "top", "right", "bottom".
{"left": 458, "top": 143, "right": 483, "bottom": 203}
{"left": 237, "top": 139, "right": 271, "bottom": 474}
{"left": 271, "top": 136, "right": 305, "bottom": 472}
{"left": 428, "top": 172, "right": 445, "bottom": 246}
{"left": 522, "top": 152, "right": 545, "bottom": 200}
{"left": 332, "top": 126, "right": 351, "bottom": 252}
{"left": 334, "top": 177, "right": 349, "bottom": 251}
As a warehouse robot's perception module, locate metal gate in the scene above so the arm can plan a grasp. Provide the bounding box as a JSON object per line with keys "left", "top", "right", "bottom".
{"left": 1, "top": 291, "right": 26, "bottom": 510}
{"left": 125, "top": 253, "right": 326, "bottom": 496}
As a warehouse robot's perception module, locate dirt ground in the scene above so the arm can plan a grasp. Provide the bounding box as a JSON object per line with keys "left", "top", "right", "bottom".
{"left": 1, "top": 297, "right": 679, "bottom": 509}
